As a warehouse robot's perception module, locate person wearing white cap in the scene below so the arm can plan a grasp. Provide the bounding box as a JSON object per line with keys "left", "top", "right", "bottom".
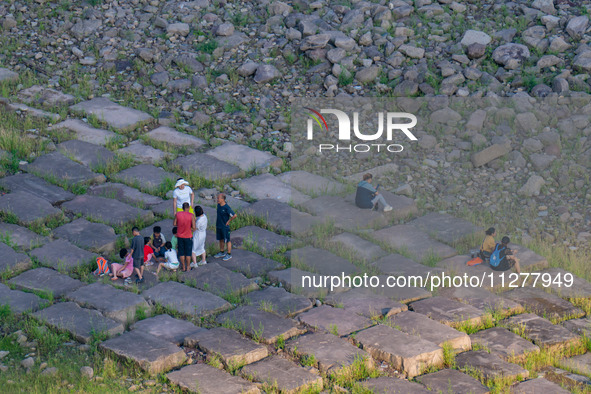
{"left": 173, "top": 178, "right": 194, "bottom": 214}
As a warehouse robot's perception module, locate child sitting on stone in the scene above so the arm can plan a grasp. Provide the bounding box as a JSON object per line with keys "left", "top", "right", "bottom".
{"left": 156, "top": 241, "right": 180, "bottom": 274}
{"left": 110, "top": 248, "right": 134, "bottom": 282}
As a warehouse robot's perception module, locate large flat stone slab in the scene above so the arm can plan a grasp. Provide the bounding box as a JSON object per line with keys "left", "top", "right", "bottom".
{"left": 236, "top": 174, "right": 310, "bottom": 205}
{"left": 353, "top": 324, "right": 443, "bottom": 378}
{"left": 372, "top": 253, "right": 442, "bottom": 278}
{"left": 30, "top": 239, "right": 98, "bottom": 272}
{"left": 100, "top": 330, "right": 186, "bottom": 374}
{"left": 33, "top": 301, "right": 124, "bottom": 343}
{"left": 509, "top": 243, "right": 548, "bottom": 271}
{"left": 167, "top": 364, "right": 260, "bottom": 394}
{"left": 0, "top": 242, "right": 32, "bottom": 274}
{"left": 206, "top": 142, "right": 282, "bottom": 171}
{"left": 241, "top": 355, "right": 323, "bottom": 393}
{"left": 302, "top": 195, "right": 389, "bottom": 230}
{"left": 132, "top": 314, "right": 204, "bottom": 345}
{"left": 409, "top": 212, "right": 483, "bottom": 246}
{"left": 21, "top": 152, "right": 106, "bottom": 185}
{"left": 297, "top": 305, "right": 373, "bottom": 336}
{"left": 410, "top": 296, "right": 485, "bottom": 327}
{"left": 233, "top": 226, "right": 292, "bottom": 254}
{"left": 416, "top": 369, "right": 489, "bottom": 394}
{"left": 61, "top": 195, "right": 154, "bottom": 227}
{"left": 184, "top": 327, "right": 268, "bottom": 366}
{"left": 88, "top": 183, "right": 164, "bottom": 208}
{"left": 143, "top": 281, "right": 231, "bottom": 317}
{"left": 531, "top": 267, "right": 591, "bottom": 300}
{"left": 241, "top": 199, "right": 320, "bottom": 236}
{"left": 117, "top": 140, "right": 171, "bottom": 164}
{"left": 173, "top": 152, "right": 241, "bottom": 181}
{"left": 112, "top": 164, "right": 178, "bottom": 192}
{"left": 68, "top": 282, "right": 151, "bottom": 324}
{"left": 0, "top": 191, "right": 63, "bottom": 225}
{"left": 389, "top": 310, "right": 471, "bottom": 351}
{"left": 542, "top": 367, "right": 591, "bottom": 390}
{"left": 325, "top": 287, "right": 407, "bottom": 318}
{"left": 181, "top": 262, "right": 258, "bottom": 297}
{"left": 53, "top": 218, "right": 117, "bottom": 253}
{"left": 438, "top": 286, "right": 524, "bottom": 316}
{"left": 58, "top": 140, "right": 115, "bottom": 169}
{"left": 435, "top": 254, "right": 508, "bottom": 291}
{"left": 512, "top": 378, "right": 571, "bottom": 394}
{"left": 502, "top": 287, "right": 584, "bottom": 323}
{"left": 502, "top": 313, "right": 582, "bottom": 351}
{"left": 145, "top": 126, "right": 205, "bottom": 150}
{"left": 455, "top": 350, "right": 529, "bottom": 381}
{"left": 288, "top": 246, "right": 358, "bottom": 275}
{"left": 0, "top": 222, "right": 48, "bottom": 251}
{"left": 470, "top": 327, "right": 540, "bottom": 360}
{"left": 245, "top": 286, "right": 313, "bottom": 318}
{"left": 285, "top": 332, "right": 373, "bottom": 374}
{"left": 8, "top": 267, "right": 85, "bottom": 299}
{"left": 216, "top": 305, "right": 305, "bottom": 344}
{"left": 50, "top": 119, "right": 117, "bottom": 146}
{"left": 218, "top": 248, "right": 283, "bottom": 278}
{"left": 0, "top": 283, "right": 46, "bottom": 314}
{"left": 558, "top": 353, "right": 591, "bottom": 381}
{"left": 70, "top": 97, "right": 154, "bottom": 132}
{"left": 373, "top": 224, "right": 457, "bottom": 263}
{"left": 0, "top": 173, "right": 74, "bottom": 204}
{"left": 329, "top": 232, "right": 388, "bottom": 262}
{"left": 18, "top": 85, "right": 74, "bottom": 107}
{"left": 268, "top": 267, "right": 339, "bottom": 298}
{"left": 562, "top": 317, "right": 591, "bottom": 337}
{"left": 369, "top": 276, "right": 433, "bottom": 303}
{"left": 361, "top": 377, "right": 431, "bottom": 393}
{"left": 277, "top": 171, "right": 346, "bottom": 196}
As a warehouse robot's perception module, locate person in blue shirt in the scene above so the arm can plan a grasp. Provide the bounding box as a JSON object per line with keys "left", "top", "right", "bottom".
{"left": 214, "top": 193, "right": 237, "bottom": 261}
{"left": 355, "top": 173, "right": 392, "bottom": 212}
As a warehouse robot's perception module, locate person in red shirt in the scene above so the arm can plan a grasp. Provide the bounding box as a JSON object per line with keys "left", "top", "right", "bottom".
{"left": 173, "top": 202, "right": 195, "bottom": 272}
{"left": 143, "top": 237, "right": 154, "bottom": 266}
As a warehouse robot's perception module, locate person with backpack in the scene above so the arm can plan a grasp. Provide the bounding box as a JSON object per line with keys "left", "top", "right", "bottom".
{"left": 479, "top": 227, "right": 496, "bottom": 262}
{"left": 355, "top": 173, "right": 393, "bottom": 212}
{"left": 489, "top": 236, "right": 521, "bottom": 273}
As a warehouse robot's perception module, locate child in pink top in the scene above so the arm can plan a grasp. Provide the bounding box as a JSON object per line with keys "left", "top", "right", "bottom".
{"left": 110, "top": 248, "right": 134, "bottom": 280}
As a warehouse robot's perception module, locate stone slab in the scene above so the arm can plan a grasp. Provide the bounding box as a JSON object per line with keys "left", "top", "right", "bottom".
{"left": 297, "top": 305, "right": 373, "bottom": 336}
{"left": 0, "top": 173, "right": 74, "bottom": 204}
{"left": 184, "top": 327, "right": 268, "bottom": 366}
{"left": 285, "top": 332, "right": 372, "bottom": 374}
{"left": 173, "top": 152, "right": 241, "bottom": 181}
{"left": 233, "top": 226, "right": 292, "bottom": 254}
{"left": 372, "top": 253, "right": 442, "bottom": 278}
{"left": 354, "top": 324, "right": 443, "bottom": 378}
{"left": 68, "top": 282, "right": 151, "bottom": 323}
{"left": 218, "top": 248, "right": 283, "bottom": 278}
{"left": 33, "top": 301, "right": 124, "bottom": 343}
{"left": 100, "top": 330, "right": 186, "bottom": 374}
{"left": 268, "top": 267, "right": 338, "bottom": 298}
{"left": 241, "top": 355, "right": 323, "bottom": 393}
{"left": 436, "top": 254, "right": 510, "bottom": 291}
{"left": 131, "top": 314, "right": 204, "bottom": 345}
{"left": 244, "top": 286, "right": 313, "bottom": 318}
{"left": 288, "top": 246, "right": 358, "bottom": 275}
{"left": 88, "top": 183, "right": 164, "bottom": 208}
{"left": 277, "top": 171, "right": 346, "bottom": 196}
{"left": 343, "top": 190, "right": 419, "bottom": 220}
{"left": 112, "top": 164, "right": 178, "bottom": 191}
{"left": 58, "top": 139, "right": 115, "bottom": 169}
{"left": 206, "top": 142, "right": 282, "bottom": 171}
{"left": 241, "top": 199, "right": 321, "bottom": 235}
{"left": 410, "top": 296, "right": 485, "bottom": 327}
{"left": 329, "top": 232, "right": 388, "bottom": 263}
{"left": 373, "top": 224, "right": 457, "bottom": 263}
{"left": 167, "top": 364, "right": 260, "bottom": 394}
{"left": 542, "top": 366, "right": 591, "bottom": 390}
{"left": 409, "top": 212, "right": 483, "bottom": 246}
{"left": 143, "top": 281, "right": 231, "bottom": 317}
{"left": 216, "top": 305, "right": 305, "bottom": 344}
{"left": 438, "top": 286, "right": 524, "bottom": 316}
{"left": 0, "top": 242, "right": 32, "bottom": 274}
{"left": 30, "top": 239, "right": 98, "bottom": 272}
{"left": 145, "top": 126, "right": 205, "bottom": 150}
{"left": 181, "top": 262, "right": 258, "bottom": 297}
{"left": 149, "top": 200, "right": 175, "bottom": 218}
{"left": 512, "top": 378, "right": 570, "bottom": 394}
{"left": 8, "top": 267, "right": 85, "bottom": 299}
{"left": 236, "top": 174, "right": 310, "bottom": 205}
{"left": 470, "top": 327, "right": 540, "bottom": 360}
{"left": 532, "top": 268, "right": 591, "bottom": 300}
{"left": 508, "top": 243, "right": 548, "bottom": 271}
{"left": 0, "top": 191, "right": 63, "bottom": 225}
{"left": 6, "top": 102, "right": 61, "bottom": 121}
{"left": 50, "top": 119, "right": 117, "bottom": 146}
{"left": 456, "top": 350, "right": 529, "bottom": 381}
{"left": 61, "top": 195, "right": 154, "bottom": 227}
{"left": 70, "top": 97, "right": 154, "bottom": 132}
{"left": 361, "top": 377, "right": 431, "bottom": 394}
{"left": 559, "top": 352, "right": 591, "bottom": 377}
{"left": 117, "top": 140, "right": 171, "bottom": 164}
{"left": 21, "top": 152, "right": 105, "bottom": 185}
{"left": 389, "top": 310, "right": 471, "bottom": 351}
{"left": 368, "top": 276, "right": 433, "bottom": 304}
{"left": 301, "top": 195, "right": 387, "bottom": 231}
{"left": 502, "top": 313, "right": 582, "bottom": 351}
{"left": 562, "top": 317, "right": 591, "bottom": 337}
{"left": 0, "top": 283, "right": 46, "bottom": 314}
{"left": 53, "top": 218, "right": 117, "bottom": 253}
{"left": 503, "top": 287, "right": 584, "bottom": 322}
{"left": 345, "top": 163, "right": 399, "bottom": 183}
{"left": 325, "top": 287, "right": 407, "bottom": 318}
{"left": 0, "top": 222, "right": 48, "bottom": 251}
{"left": 416, "top": 369, "right": 489, "bottom": 394}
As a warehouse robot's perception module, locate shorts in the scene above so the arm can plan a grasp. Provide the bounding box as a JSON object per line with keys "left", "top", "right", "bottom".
{"left": 163, "top": 262, "right": 179, "bottom": 271}
{"left": 216, "top": 227, "right": 231, "bottom": 242}
{"left": 176, "top": 207, "right": 194, "bottom": 214}
{"left": 177, "top": 237, "right": 193, "bottom": 257}
{"left": 153, "top": 247, "right": 165, "bottom": 258}
{"left": 491, "top": 258, "right": 515, "bottom": 272}
{"left": 133, "top": 257, "right": 144, "bottom": 269}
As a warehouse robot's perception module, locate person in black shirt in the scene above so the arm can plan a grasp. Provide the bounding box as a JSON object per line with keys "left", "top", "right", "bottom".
{"left": 490, "top": 236, "right": 521, "bottom": 274}
{"left": 214, "top": 193, "right": 237, "bottom": 261}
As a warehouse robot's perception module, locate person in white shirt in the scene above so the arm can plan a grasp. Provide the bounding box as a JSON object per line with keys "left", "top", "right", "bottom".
{"left": 156, "top": 242, "right": 180, "bottom": 274}
{"left": 173, "top": 178, "right": 194, "bottom": 214}
{"left": 190, "top": 206, "right": 208, "bottom": 268}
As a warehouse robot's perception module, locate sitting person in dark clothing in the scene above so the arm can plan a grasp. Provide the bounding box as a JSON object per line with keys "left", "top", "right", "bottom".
{"left": 355, "top": 173, "right": 392, "bottom": 212}
{"left": 489, "top": 236, "right": 521, "bottom": 274}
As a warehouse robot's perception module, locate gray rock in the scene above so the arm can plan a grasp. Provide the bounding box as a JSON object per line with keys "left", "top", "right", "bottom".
{"left": 355, "top": 66, "right": 380, "bottom": 83}
{"left": 288, "top": 246, "right": 356, "bottom": 276}
{"left": 41, "top": 367, "right": 58, "bottom": 376}
{"left": 61, "top": 195, "right": 154, "bottom": 227}
{"left": 502, "top": 313, "right": 581, "bottom": 350}
{"left": 167, "top": 23, "right": 190, "bottom": 36}
{"left": 22, "top": 152, "right": 106, "bottom": 186}
{"left": 9, "top": 267, "right": 85, "bottom": 299}
{"left": 513, "top": 378, "right": 570, "bottom": 394}
{"left": 410, "top": 296, "right": 485, "bottom": 327}
{"left": 0, "top": 172, "right": 72, "bottom": 205}
{"left": 460, "top": 30, "right": 491, "bottom": 47}
{"left": 470, "top": 327, "right": 540, "bottom": 360}
{"left": 173, "top": 153, "right": 241, "bottom": 181}
{"left": 399, "top": 44, "right": 425, "bottom": 59}
{"left": 167, "top": 364, "right": 260, "bottom": 394}
{"left": 233, "top": 225, "right": 292, "bottom": 254}
{"left": 132, "top": 314, "right": 204, "bottom": 345}
{"left": 58, "top": 140, "right": 115, "bottom": 169}
{"left": 532, "top": 0, "right": 556, "bottom": 14}
{"left": 218, "top": 248, "right": 283, "bottom": 278}
{"left": 362, "top": 377, "right": 431, "bottom": 393}
{"left": 236, "top": 174, "right": 310, "bottom": 205}
{"left": 334, "top": 36, "right": 357, "bottom": 50}
{"left": 53, "top": 218, "right": 117, "bottom": 253}
{"left": 142, "top": 281, "right": 231, "bottom": 317}
{"left": 71, "top": 19, "right": 102, "bottom": 39}
{"left": 329, "top": 232, "right": 387, "bottom": 262}
{"left": 410, "top": 212, "right": 482, "bottom": 245}
{"left": 492, "top": 43, "right": 530, "bottom": 69}
{"left": 253, "top": 64, "right": 281, "bottom": 84}
{"left": 503, "top": 288, "right": 584, "bottom": 322}
{"left": 237, "top": 61, "right": 258, "bottom": 77}
{"left": 70, "top": 98, "right": 153, "bottom": 132}
{"left": 29, "top": 239, "right": 98, "bottom": 272}
{"left": 145, "top": 126, "right": 204, "bottom": 150}
{"left": 117, "top": 141, "right": 170, "bottom": 165}
{"left": 0, "top": 283, "right": 45, "bottom": 314}
{"left": 88, "top": 183, "right": 164, "bottom": 208}
{"left": 80, "top": 366, "right": 93, "bottom": 379}
{"left": 112, "top": 164, "right": 178, "bottom": 192}
{"left": 241, "top": 356, "right": 323, "bottom": 392}
{"left": 50, "top": 119, "right": 117, "bottom": 146}
{"left": 0, "top": 191, "right": 63, "bottom": 225}
{"left": 566, "top": 15, "right": 589, "bottom": 39}
{"left": 173, "top": 55, "right": 204, "bottom": 73}
{"left": 300, "top": 34, "right": 330, "bottom": 51}
{"left": 244, "top": 286, "right": 312, "bottom": 318}
{"left": 0, "top": 222, "right": 48, "bottom": 251}
{"left": 21, "top": 357, "right": 35, "bottom": 369}
{"left": 466, "top": 43, "right": 486, "bottom": 59}
{"left": 0, "top": 67, "right": 18, "bottom": 82}
{"left": 241, "top": 199, "right": 320, "bottom": 235}
{"left": 206, "top": 142, "right": 282, "bottom": 171}
{"left": 471, "top": 142, "right": 511, "bottom": 167}
{"left": 150, "top": 71, "right": 169, "bottom": 87}
{"left": 298, "top": 304, "right": 373, "bottom": 336}
{"left": 181, "top": 262, "right": 258, "bottom": 297}
{"left": 216, "top": 22, "right": 234, "bottom": 37}
{"left": 184, "top": 327, "right": 268, "bottom": 365}
{"left": 456, "top": 350, "right": 529, "bottom": 380}
{"left": 529, "top": 153, "right": 555, "bottom": 171}
{"left": 17, "top": 85, "right": 75, "bottom": 107}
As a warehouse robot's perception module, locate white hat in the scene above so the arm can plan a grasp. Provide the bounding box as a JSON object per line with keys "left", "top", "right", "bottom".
{"left": 175, "top": 179, "right": 189, "bottom": 188}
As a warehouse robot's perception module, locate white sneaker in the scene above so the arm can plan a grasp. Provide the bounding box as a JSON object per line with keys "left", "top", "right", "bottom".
{"left": 198, "top": 260, "right": 207, "bottom": 266}
{"left": 189, "top": 262, "right": 198, "bottom": 268}
{"left": 384, "top": 205, "right": 393, "bottom": 212}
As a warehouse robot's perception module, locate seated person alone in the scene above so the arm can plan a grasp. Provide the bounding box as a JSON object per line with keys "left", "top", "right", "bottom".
{"left": 355, "top": 173, "right": 392, "bottom": 212}
{"left": 489, "top": 236, "right": 521, "bottom": 274}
